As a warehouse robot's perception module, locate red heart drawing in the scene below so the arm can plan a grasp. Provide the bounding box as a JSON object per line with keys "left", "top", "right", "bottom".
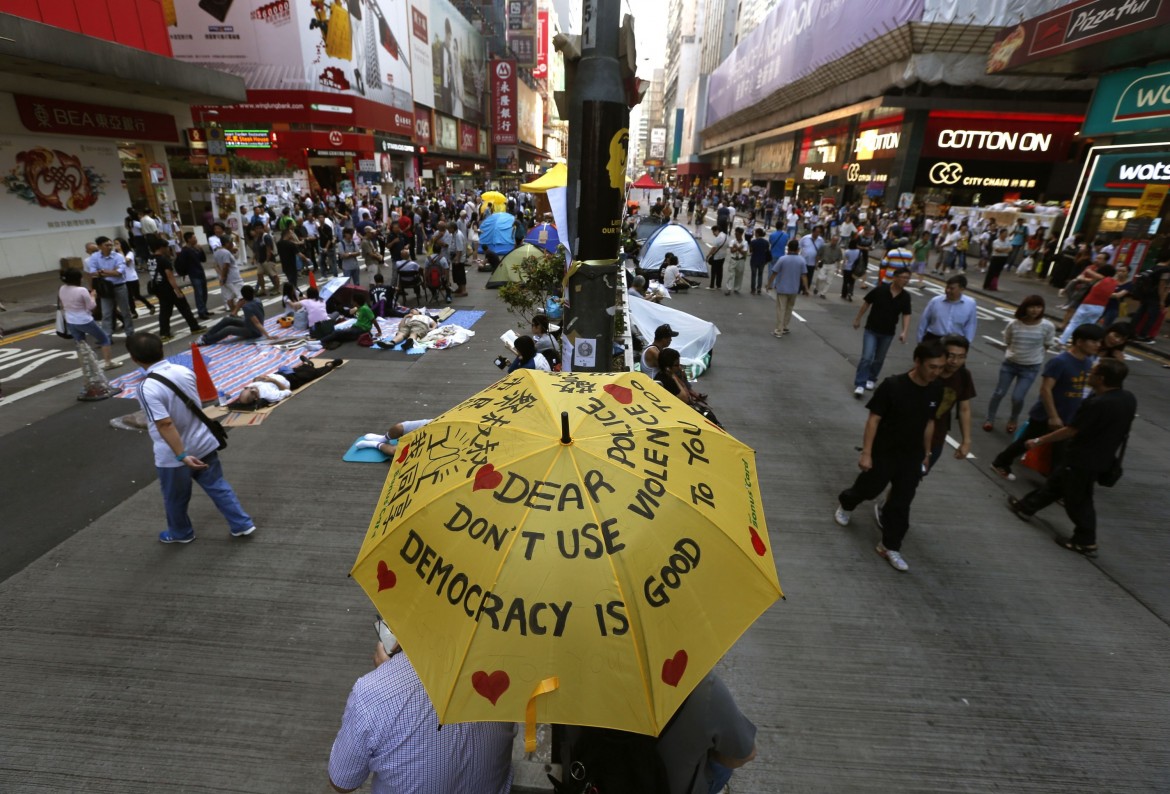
{"left": 473, "top": 463, "right": 503, "bottom": 492}
{"left": 471, "top": 670, "right": 510, "bottom": 705}
{"left": 395, "top": 443, "right": 410, "bottom": 464}
{"left": 749, "top": 526, "right": 767, "bottom": 556}
{"left": 604, "top": 383, "right": 633, "bottom": 405}
{"left": 376, "top": 560, "right": 397, "bottom": 591}
{"left": 661, "top": 650, "right": 687, "bottom": 687}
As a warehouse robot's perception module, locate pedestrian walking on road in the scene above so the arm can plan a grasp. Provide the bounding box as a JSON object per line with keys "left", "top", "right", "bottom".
{"left": 146, "top": 239, "right": 205, "bottom": 342}
{"left": 990, "top": 323, "right": 1103, "bottom": 481}
{"left": 213, "top": 238, "right": 245, "bottom": 315}
{"left": 983, "top": 295, "right": 1055, "bottom": 434}
{"left": 117, "top": 239, "right": 155, "bottom": 317}
{"left": 126, "top": 332, "right": 254, "bottom": 544}
{"left": 851, "top": 267, "right": 912, "bottom": 397}
{"left": 1007, "top": 358, "right": 1136, "bottom": 557}
{"left": 177, "top": 232, "right": 211, "bottom": 320}
{"left": 918, "top": 274, "right": 978, "bottom": 343}
{"left": 766, "top": 239, "right": 808, "bottom": 338}
{"left": 927, "top": 335, "right": 976, "bottom": 467}
{"left": 834, "top": 340, "right": 946, "bottom": 572}
{"left": 725, "top": 226, "right": 748, "bottom": 295}
{"left": 748, "top": 227, "right": 771, "bottom": 295}
{"left": 59, "top": 269, "right": 119, "bottom": 401}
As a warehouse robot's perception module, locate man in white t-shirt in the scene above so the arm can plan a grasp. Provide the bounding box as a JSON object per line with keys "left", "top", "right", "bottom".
{"left": 127, "top": 331, "right": 254, "bottom": 544}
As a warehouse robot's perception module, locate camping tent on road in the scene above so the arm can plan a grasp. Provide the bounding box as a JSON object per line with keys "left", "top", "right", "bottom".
{"left": 486, "top": 243, "right": 547, "bottom": 289}
{"left": 639, "top": 223, "right": 708, "bottom": 277}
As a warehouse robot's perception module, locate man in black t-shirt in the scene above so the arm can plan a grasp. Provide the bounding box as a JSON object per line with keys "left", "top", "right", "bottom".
{"left": 851, "top": 266, "right": 912, "bottom": 397}
{"left": 147, "top": 239, "right": 204, "bottom": 341}
{"left": 927, "top": 334, "right": 976, "bottom": 468}
{"left": 834, "top": 340, "right": 946, "bottom": 573}
{"left": 1008, "top": 358, "right": 1137, "bottom": 557}
{"left": 276, "top": 228, "right": 302, "bottom": 287}
{"left": 176, "top": 232, "right": 210, "bottom": 320}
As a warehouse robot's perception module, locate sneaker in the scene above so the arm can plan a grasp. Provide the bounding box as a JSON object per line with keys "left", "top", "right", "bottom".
{"left": 854, "top": 386, "right": 865, "bottom": 398}
{"left": 773, "top": 330, "right": 783, "bottom": 338}
{"left": 159, "top": 335, "right": 174, "bottom": 342}
{"left": 159, "top": 529, "right": 195, "bottom": 544}
{"left": 102, "top": 361, "right": 122, "bottom": 371}
{"left": 876, "top": 544, "right": 909, "bottom": 572}
{"left": 865, "top": 380, "right": 876, "bottom": 390}
{"left": 230, "top": 525, "right": 256, "bottom": 538}
{"left": 873, "top": 501, "right": 885, "bottom": 530}
{"left": 362, "top": 432, "right": 389, "bottom": 443}
{"left": 833, "top": 504, "right": 851, "bottom": 526}
{"left": 991, "top": 464, "right": 1017, "bottom": 482}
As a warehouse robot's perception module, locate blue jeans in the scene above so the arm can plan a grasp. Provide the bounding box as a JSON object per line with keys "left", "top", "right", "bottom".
{"left": 986, "top": 360, "right": 1041, "bottom": 424}
{"left": 855, "top": 330, "right": 894, "bottom": 388}
{"left": 188, "top": 270, "right": 209, "bottom": 317}
{"left": 157, "top": 452, "right": 252, "bottom": 537}
{"left": 67, "top": 319, "right": 111, "bottom": 347}
{"left": 202, "top": 316, "right": 261, "bottom": 344}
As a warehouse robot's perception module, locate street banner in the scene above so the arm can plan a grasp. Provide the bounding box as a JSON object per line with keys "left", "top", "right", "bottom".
{"left": 533, "top": 10, "right": 550, "bottom": 81}
{"left": 408, "top": 0, "right": 487, "bottom": 125}
{"left": 491, "top": 58, "right": 518, "bottom": 146}
{"left": 0, "top": 135, "right": 131, "bottom": 238}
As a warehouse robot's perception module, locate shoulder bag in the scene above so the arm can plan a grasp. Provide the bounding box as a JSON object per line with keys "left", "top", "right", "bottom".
{"left": 147, "top": 373, "right": 229, "bottom": 451}
{"left": 55, "top": 298, "right": 73, "bottom": 339}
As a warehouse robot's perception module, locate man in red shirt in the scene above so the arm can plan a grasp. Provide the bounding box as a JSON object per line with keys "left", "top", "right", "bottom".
{"left": 397, "top": 206, "right": 415, "bottom": 258}
{"left": 1057, "top": 265, "right": 1117, "bottom": 345}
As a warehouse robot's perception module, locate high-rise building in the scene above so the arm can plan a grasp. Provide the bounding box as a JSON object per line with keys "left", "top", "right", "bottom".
{"left": 734, "top": 0, "right": 777, "bottom": 44}
{"left": 663, "top": 0, "right": 704, "bottom": 177}
{"left": 699, "top": 0, "right": 740, "bottom": 76}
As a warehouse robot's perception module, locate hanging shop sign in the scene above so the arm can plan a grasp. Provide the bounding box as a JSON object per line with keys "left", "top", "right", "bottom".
{"left": 844, "top": 163, "right": 889, "bottom": 183}
{"left": 1083, "top": 62, "right": 1170, "bottom": 136}
{"left": 921, "top": 112, "right": 1083, "bottom": 161}
{"left": 459, "top": 122, "right": 478, "bottom": 153}
{"left": 13, "top": 94, "right": 180, "bottom": 143}
{"left": 1095, "top": 155, "right": 1170, "bottom": 189}
{"left": 223, "top": 129, "right": 271, "bottom": 148}
{"left": 802, "top": 166, "right": 828, "bottom": 181}
{"left": 852, "top": 119, "right": 903, "bottom": 161}
{"left": 492, "top": 58, "right": 519, "bottom": 146}
{"left": 375, "top": 133, "right": 415, "bottom": 154}
{"left": 988, "top": 0, "right": 1170, "bottom": 74}
{"left": 533, "top": 10, "right": 550, "bottom": 80}
{"left": 414, "top": 105, "right": 434, "bottom": 147}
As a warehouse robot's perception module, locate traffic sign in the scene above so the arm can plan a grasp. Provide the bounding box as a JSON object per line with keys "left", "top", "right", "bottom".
{"left": 206, "top": 127, "right": 227, "bottom": 156}
{"left": 208, "top": 155, "right": 230, "bottom": 174}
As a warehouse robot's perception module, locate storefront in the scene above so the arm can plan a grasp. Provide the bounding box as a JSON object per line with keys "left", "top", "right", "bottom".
{"left": 375, "top": 133, "right": 416, "bottom": 192}
{"left": 748, "top": 136, "right": 795, "bottom": 197}
{"left": 1062, "top": 63, "right": 1170, "bottom": 266}
{"left": 840, "top": 113, "right": 903, "bottom": 204}
{"left": 793, "top": 122, "right": 849, "bottom": 205}
{"left": 269, "top": 130, "right": 375, "bottom": 194}
{"left": 913, "top": 111, "right": 1083, "bottom": 205}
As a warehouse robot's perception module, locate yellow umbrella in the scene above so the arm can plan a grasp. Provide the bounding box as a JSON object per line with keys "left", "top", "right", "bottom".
{"left": 480, "top": 191, "right": 507, "bottom": 215}
{"left": 351, "top": 370, "right": 781, "bottom": 747}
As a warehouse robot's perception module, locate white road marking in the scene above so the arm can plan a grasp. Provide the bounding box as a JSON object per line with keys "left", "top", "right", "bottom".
{"left": 982, "top": 335, "right": 1007, "bottom": 348}
{"left": 945, "top": 434, "right": 976, "bottom": 459}
{"left": 792, "top": 312, "right": 806, "bottom": 323}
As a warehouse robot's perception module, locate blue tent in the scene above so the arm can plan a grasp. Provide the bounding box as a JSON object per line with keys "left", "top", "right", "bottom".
{"left": 479, "top": 211, "right": 518, "bottom": 256}
{"left": 524, "top": 222, "right": 560, "bottom": 253}
{"left": 640, "top": 223, "right": 709, "bottom": 277}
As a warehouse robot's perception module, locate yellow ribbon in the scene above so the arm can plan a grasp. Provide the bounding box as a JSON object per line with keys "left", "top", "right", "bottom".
{"left": 524, "top": 676, "right": 560, "bottom": 752}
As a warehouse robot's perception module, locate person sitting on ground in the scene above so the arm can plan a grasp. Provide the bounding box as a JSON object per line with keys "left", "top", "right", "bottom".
{"left": 628, "top": 274, "right": 664, "bottom": 304}
{"left": 198, "top": 285, "right": 270, "bottom": 345}
{"left": 320, "top": 292, "right": 381, "bottom": 350}
{"left": 654, "top": 347, "right": 720, "bottom": 426}
{"left": 354, "top": 419, "right": 434, "bottom": 454}
{"left": 529, "top": 314, "right": 560, "bottom": 366}
{"left": 382, "top": 307, "right": 437, "bottom": 349}
{"left": 662, "top": 252, "right": 698, "bottom": 291}
{"left": 229, "top": 357, "right": 344, "bottom": 409}
{"left": 285, "top": 286, "right": 332, "bottom": 338}
{"left": 280, "top": 282, "right": 303, "bottom": 312}
{"left": 507, "top": 334, "right": 552, "bottom": 372}
{"left": 368, "top": 273, "right": 391, "bottom": 317}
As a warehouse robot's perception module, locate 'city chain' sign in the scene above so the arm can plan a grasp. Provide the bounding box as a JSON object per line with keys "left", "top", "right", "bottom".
{"left": 936, "top": 129, "right": 1052, "bottom": 152}
{"left": 928, "top": 162, "right": 1037, "bottom": 189}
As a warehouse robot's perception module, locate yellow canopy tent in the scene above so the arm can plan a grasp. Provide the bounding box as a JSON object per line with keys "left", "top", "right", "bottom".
{"left": 519, "top": 162, "right": 567, "bottom": 194}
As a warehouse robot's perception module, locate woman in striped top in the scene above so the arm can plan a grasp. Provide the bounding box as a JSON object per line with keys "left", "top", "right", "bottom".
{"left": 983, "top": 294, "right": 1056, "bottom": 434}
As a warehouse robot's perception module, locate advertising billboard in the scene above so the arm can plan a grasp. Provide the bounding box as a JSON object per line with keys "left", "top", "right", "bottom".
{"left": 706, "top": 0, "right": 923, "bottom": 126}
{"left": 533, "top": 10, "right": 550, "bottom": 81}
{"left": 408, "top": 0, "right": 487, "bottom": 124}
{"left": 492, "top": 58, "right": 518, "bottom": 146}
{"left": 1083, "top": 62, "right": 1170, "bottom": 137}
{"left": 516, "top": 80, "right": 544, "bottom": 148}
{"left": 0, "top": 136, "right": 131, "bottom": 238}
{"left": 169, "top": 0, "right": 413, "bottom": 133}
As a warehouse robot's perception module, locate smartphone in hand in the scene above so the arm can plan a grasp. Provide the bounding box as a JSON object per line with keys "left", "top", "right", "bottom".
{"left": 374, "top": 616, "right": 396, "bottom": 651}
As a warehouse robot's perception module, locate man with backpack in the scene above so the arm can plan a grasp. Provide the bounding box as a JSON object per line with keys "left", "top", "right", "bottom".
{"left": 424, "top": 238, "right": 453, "bottom": 304}
{"left": 1122, "top": 258, "right": 1170, "bottom": 342}
{"left": 145, "top": 239, "right": 204, "bottom": 342}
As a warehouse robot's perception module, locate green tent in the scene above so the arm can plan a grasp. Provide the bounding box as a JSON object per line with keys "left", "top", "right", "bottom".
{"left": 486, "top": 243, "right": 548, "bottom": 289}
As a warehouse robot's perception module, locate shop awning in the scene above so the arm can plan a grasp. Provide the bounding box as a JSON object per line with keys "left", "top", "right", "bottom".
{"left": 520, "top": 162, "right": 567, "bottom": 194}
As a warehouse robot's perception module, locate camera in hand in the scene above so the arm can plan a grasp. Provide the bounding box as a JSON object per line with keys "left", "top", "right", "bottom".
{"left": 494, "top": 355, "right": 509, "bottom": 370}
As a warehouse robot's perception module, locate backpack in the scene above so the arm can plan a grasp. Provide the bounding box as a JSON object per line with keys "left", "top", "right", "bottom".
{"left": 1133, "top": 265, "right": 1169, "bottom": 298}
{"left": 424, "top": 257, "right": 444, "bottom": 289}
{"left": 254, "top": 233, "right": 273, "bottom": 263}
{"left": 551, "top": 727, "right": 669, "bottom": 794}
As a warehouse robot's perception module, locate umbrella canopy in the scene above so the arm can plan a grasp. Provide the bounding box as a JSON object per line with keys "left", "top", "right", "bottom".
{"left": 486, "top": 243, "right": 546, "bottom": 289}
{"left": 480, "top": 191, "right": 507, "bottom": 215}
{"left": 520, "top": 163, "right": 567, "bottom": 195}
{"left": 351, "top": 370, "right": 781, "bottom": 744}
{"left": 631, "top": 173, "right": 664, "bottom": 189}
{"left": 479, "top": 211, "right": 518, "bottom": 257}
{"left": 523, "top": 222, "right": 560, "bottom": 253}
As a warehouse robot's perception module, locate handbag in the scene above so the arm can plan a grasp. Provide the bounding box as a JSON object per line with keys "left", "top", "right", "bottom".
{"left": 93, "top": 277, "right": 115, "bottom": 299}
{"left": 55, "top": 300, "right": 73, "bottom": 339}
{"left": 1097, "top": 436, "right": 1127, "bottom": 487}
{"left": 147, "top": 373, "right": 229, "bottom": 451}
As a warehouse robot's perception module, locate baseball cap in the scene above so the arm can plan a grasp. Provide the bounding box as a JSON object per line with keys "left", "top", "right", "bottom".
{"left": 655, "top": 324, "right": 679, "bottom": 339}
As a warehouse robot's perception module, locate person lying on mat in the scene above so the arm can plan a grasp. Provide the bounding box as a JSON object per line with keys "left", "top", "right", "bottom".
{"left": 229, "top": 357, "right": 344, "bottom": 409}
{"left": 319, "top": 292, "right": 382, "bottom": 350}
{"left": 197, "top": 285, "right": 269, "bottom": 345}
{"left": 353, "top": 419, "right": 434, "bottom": 454}
{"left": 380, "top": 308, "right": 436, "bottom": 350}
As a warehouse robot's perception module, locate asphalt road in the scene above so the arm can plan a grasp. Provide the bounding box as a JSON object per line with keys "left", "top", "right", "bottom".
{"left": 1, "top": 246, "right": 1168, "bottom": 791}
